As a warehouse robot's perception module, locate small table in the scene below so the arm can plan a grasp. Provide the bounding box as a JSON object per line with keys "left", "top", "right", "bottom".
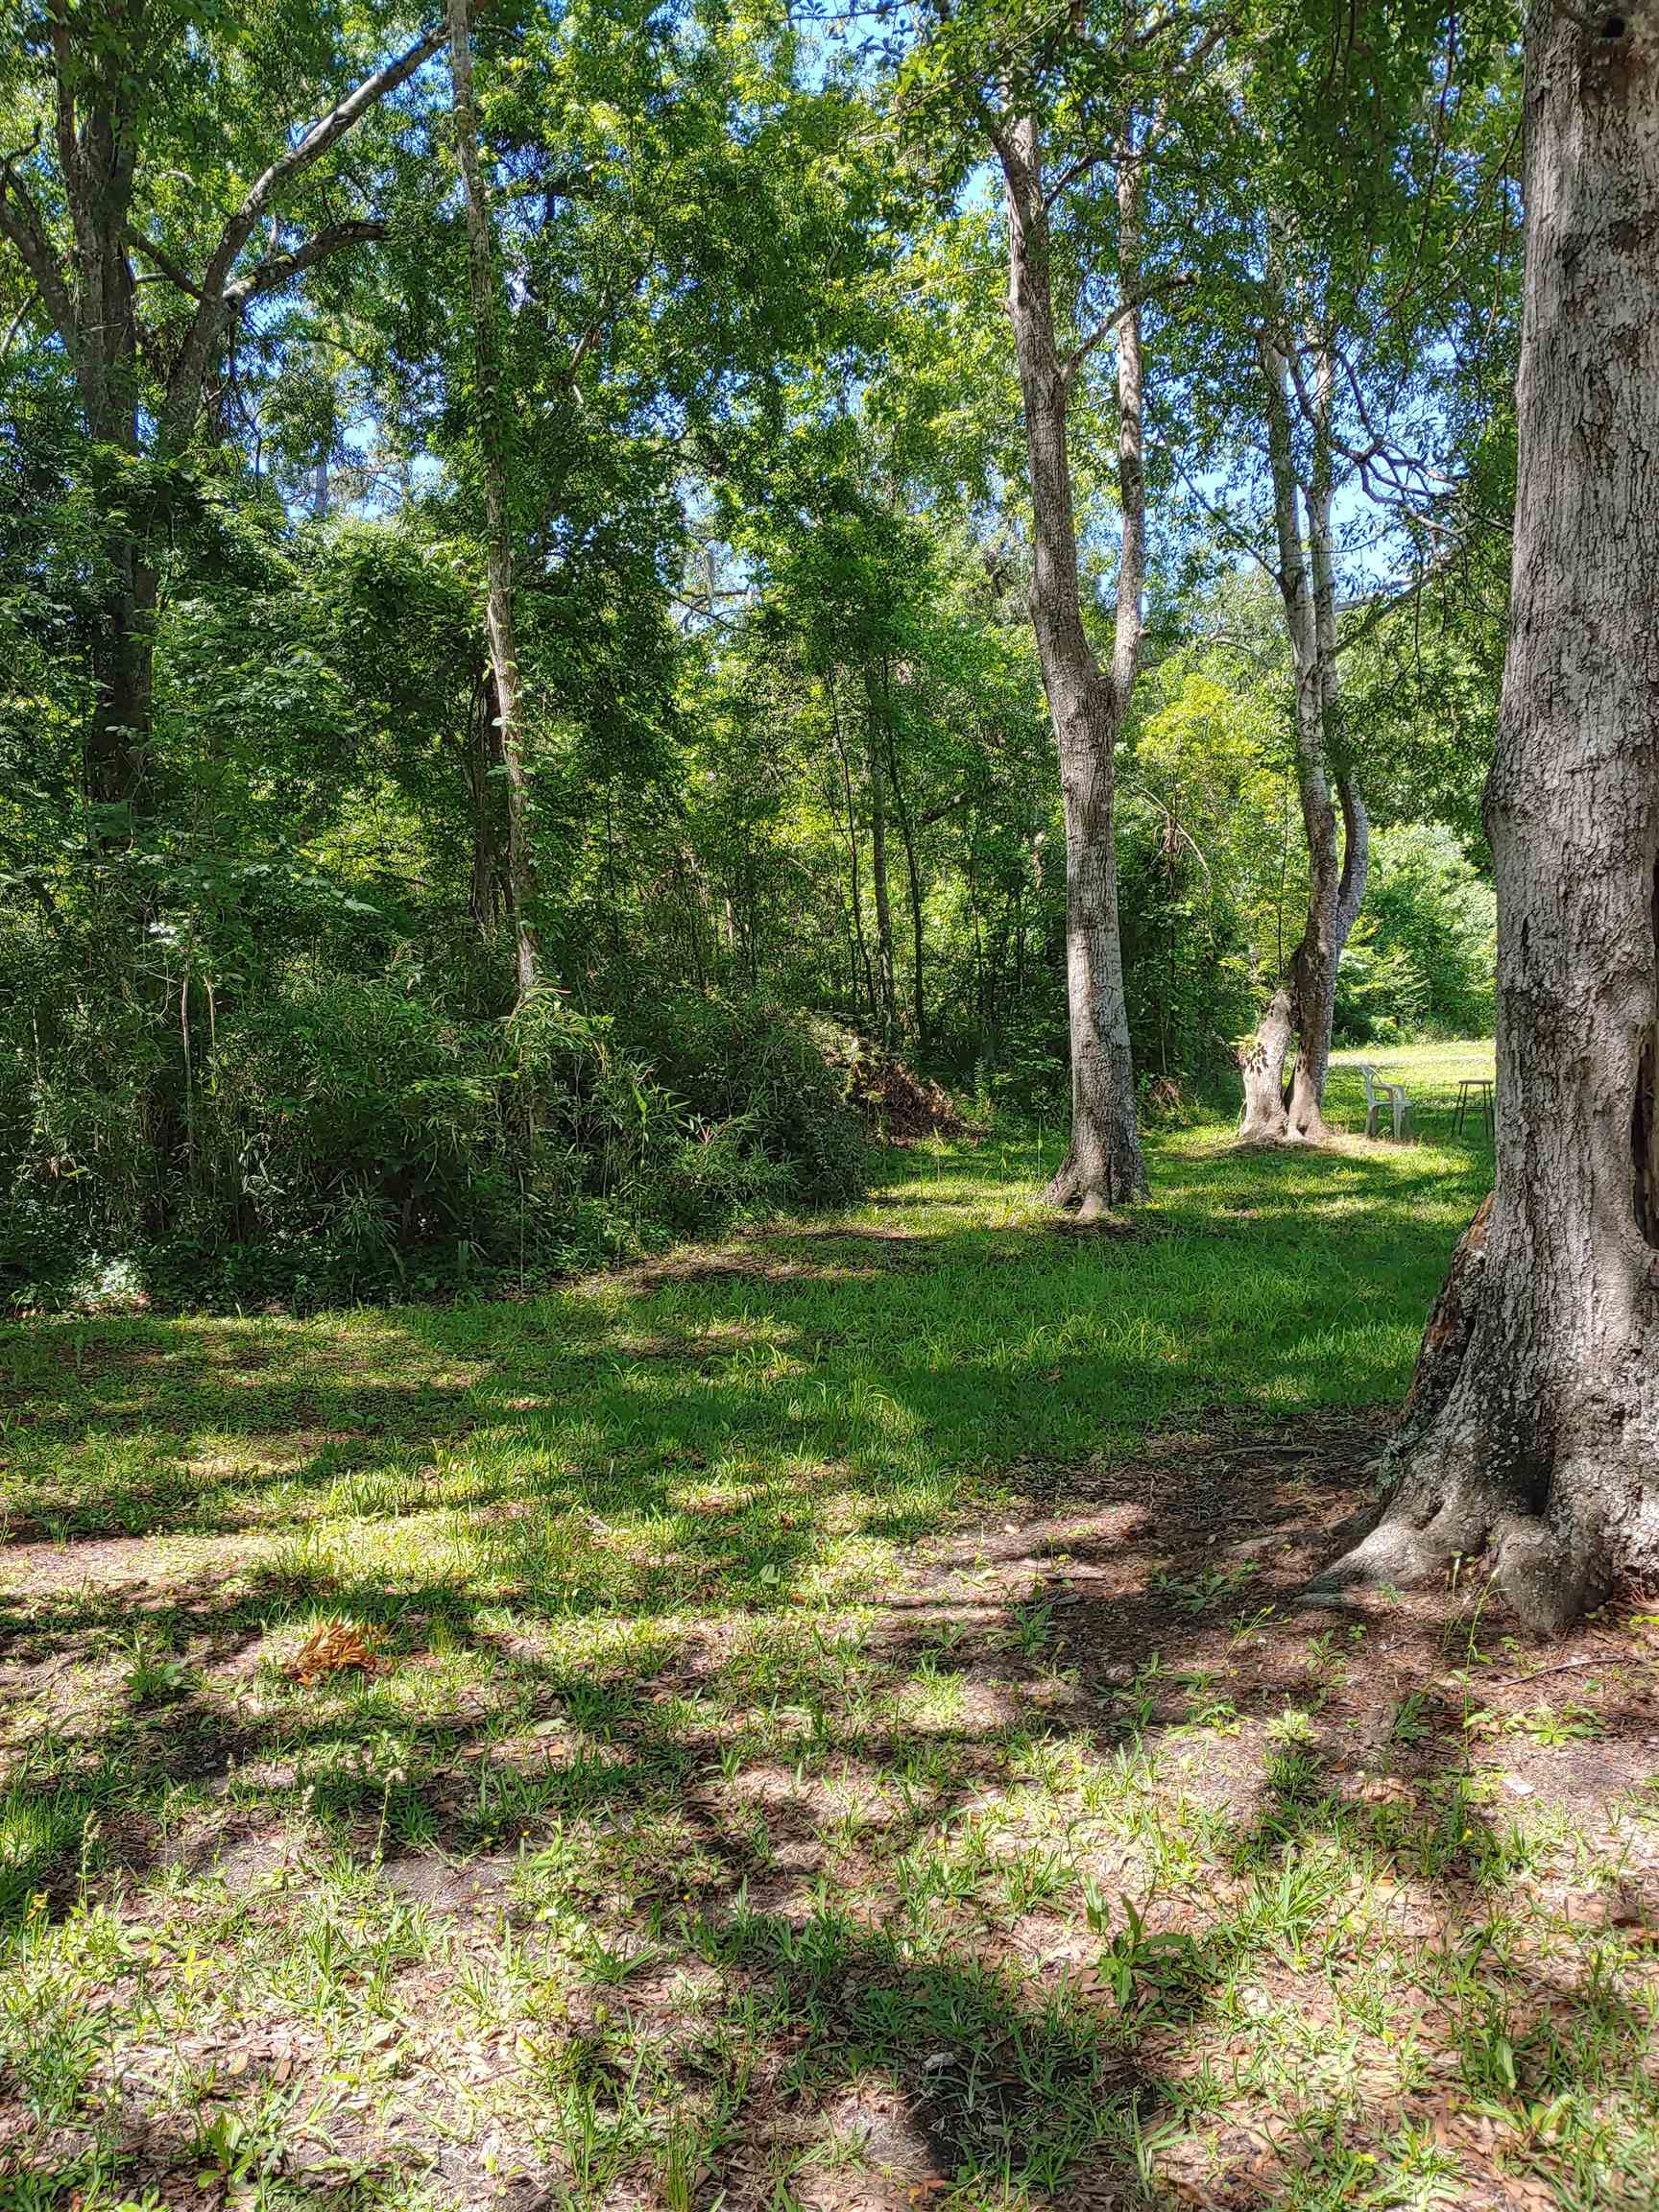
{"left": 1455, "top": 1077, "right": 1494, "bottom": 1141}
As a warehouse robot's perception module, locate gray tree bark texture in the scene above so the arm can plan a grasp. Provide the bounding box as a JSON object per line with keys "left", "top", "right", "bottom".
{"left": 447, "top": 0, "right": 540, "bottom": 1009}
{"left": 1313, "top": 3, "right": 1659, "bottom": 1631}
{"left": 1238, "top": 331, "right": 1367, "bottom": 1144}
{"left": 468, "top": 667, "right": 506, "bottom": 931}
{"left": 998, "top": 113, "right": 1148, "bottom": 1215}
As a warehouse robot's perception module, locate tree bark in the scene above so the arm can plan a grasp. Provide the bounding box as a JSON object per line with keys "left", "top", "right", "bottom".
{"left": 885, "top": 709, "right": 927, "bottom": 1053}
{"left": 468, "top": 667, "right": 506, "bottom": 932}
{"left": 1312, "top": 4, "right": 1659, "bottom": 1632}
{"left": 1239, "top": 326, "right": 1367, "bottom": 1142}
{"left": 998, "top": 112, "right": 1147, "bottom": 1215}
{"left": 829, "top": 685, "right": 878, "bottom": 1028}
{"left": 447, "top": 0, "right": 538, "bottom": 1009}
{"left": 1238, "top": 984, "right": 1296, "bottom": 1142}
{"left": 864, "top": 675, "right": 897, "bottom": 1046}
{"left": 87, "top": 548, "right": 158, "bottom": 826}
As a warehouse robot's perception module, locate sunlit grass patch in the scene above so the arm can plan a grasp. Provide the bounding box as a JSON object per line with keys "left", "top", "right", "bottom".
{"left": 8, "top": 1081, "right": 1659, "bottom": 2208}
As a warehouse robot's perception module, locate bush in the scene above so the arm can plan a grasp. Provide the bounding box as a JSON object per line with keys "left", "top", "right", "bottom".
{"left": 977, "top": 1006, "right": 1070, "bottom": 1120}
{"left": 0, "top": 958, "right": 867, "bottom": 1312}
{"left": 612, "top": 992, "right": 868, "bottom": 1208}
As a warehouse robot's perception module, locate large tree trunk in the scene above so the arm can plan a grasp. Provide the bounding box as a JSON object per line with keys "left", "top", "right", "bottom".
{"left": 1238, "top": 984, "right": 1296, "bottom": 1142}
{"left": 829, "top": 685, "right": 878, "bottom": 1028}
{"left": 998, "top": 113, "right": 1147, "bottom": 1216}
{"left": 86, "top": 547, "right": 157, "bottom": 830}
{"left": 447, "top": 0, "right": 538, "bottom": 1008}
{"left": 60, "top": 31, "right": 151, "bottom": 843}
{"left": 1239, "top": 329, "right": 1367, "bottom": 1142}
{"left": 468, "top": 667, "right": 506, "bottom": 932}
{"left": 1312, "top": 4, "right": 1659, "bottom": 1632}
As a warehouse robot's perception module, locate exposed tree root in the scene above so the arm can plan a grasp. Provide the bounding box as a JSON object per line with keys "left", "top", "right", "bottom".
{"left": 1043, "top": 1167, "right": 1113, "bottom": 1222}
{"left": 1044, "top": 1145, "right": 1144, "bottom": 1216}
{"left": 1299, "top": 1194, "right": 1615, "bottom": 1633}
{"left": 1306, "top": 1494, "right": 1611, "bottom": 1635}
{"left": 1044, "top": 1158, "right": 1083, "bottom": 1210}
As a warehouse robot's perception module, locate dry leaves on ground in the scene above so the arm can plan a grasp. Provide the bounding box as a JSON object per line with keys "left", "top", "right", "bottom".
{"left": 283, "top": 1619, "right": 386, "bottom": 1684}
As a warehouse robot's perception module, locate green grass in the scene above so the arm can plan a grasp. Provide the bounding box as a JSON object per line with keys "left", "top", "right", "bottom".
{"left": 6, "top": 1049, "right": 1658, "bottom": 2210}
{"left": 0, "top": 1045, "right": 1495, "bottom": 1555}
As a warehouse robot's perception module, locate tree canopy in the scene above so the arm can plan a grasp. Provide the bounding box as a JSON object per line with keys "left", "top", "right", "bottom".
{"left": 0, "top": 0, "right": 1516, "bottom": 1306}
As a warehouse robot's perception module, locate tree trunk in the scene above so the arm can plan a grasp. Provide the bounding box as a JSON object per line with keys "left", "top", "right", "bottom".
{"left": 829, "top": 685, "right": 878, "bottom": 1029}
{"left": 64, "top": 64, "right": 150, "bottom": 844}
{"left": 865, "top": 676, "right": 897, "bottom": 1047}
{"left": 1239, "top": 327, "right": 1367, "bottom": 1142}
{"left": 447, "top": 0, "right": 538, "bottom": 1008}
{"left": 1312, "top": 4, "right": 1659, "bottom": 1632}
{"left": 885, "top": 710, "right": 927, "bottom": 1053}
{"left": 1238, "top": 985, "right": 1296, "bottom": 1142}
{"left": 86, "top": 547, "right": 157, "bottom": 830}
{"left": 468, "top": 667, "right": 506, "bottom": 932}
{"left": 998, "top": 113, "right": 1147, "bottom": 1215}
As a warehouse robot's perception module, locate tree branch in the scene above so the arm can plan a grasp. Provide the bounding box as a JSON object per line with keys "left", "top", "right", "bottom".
{"left": 1060, "top": 269, "right": 1194, "bottom": 386}
{"left": 126, "top": 225, "right": 205, "bottom": 300}
{"left": 48, "top": 0, "right": 93, "bottom": 281}
{"left": 0, "top": 134, "right": 78, "bottom": 348}
{"left": 226, "top": 219, "right": 389, "bottom": 303}
{"left": 1, "top": 288, "right": 37, "bottom": 360}
{"left": 163, "top": 20, "right": 448, "bottom": 444}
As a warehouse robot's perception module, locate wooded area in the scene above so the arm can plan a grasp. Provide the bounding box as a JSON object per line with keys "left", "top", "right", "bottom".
{"left": 4, "top": 3, "right": 1659, "bottom": 2205}
{"left": 1, "top": 0, "right": 1510, "bottom": 1296}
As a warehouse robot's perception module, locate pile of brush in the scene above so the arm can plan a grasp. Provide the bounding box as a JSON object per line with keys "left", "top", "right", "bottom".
{"left": 846, "top": 1046, "right": 971, "bottom": 1142}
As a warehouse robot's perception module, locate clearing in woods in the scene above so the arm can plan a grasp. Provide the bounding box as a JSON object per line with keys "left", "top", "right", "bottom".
{"left": 5, "top": 1046, "right": 1659, "bottom": 2210}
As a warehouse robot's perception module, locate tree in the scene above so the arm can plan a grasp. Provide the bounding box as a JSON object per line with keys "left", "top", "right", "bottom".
{"left": 1313, "top": 2, "right": 1659, "bottom": 1632}
{"left": 1237, "top": 302, "right": 1367, "bottom": 1143}
{"left": 900, "top": 4, "right": 1232, "bottom": 1213}
{"left": 1165, "top": 3, "right": 1516, "bottom": 1143}
{"left": 445, "top": 0, "right": 538, "bottom": 1005}
{"left": 995, "top": 99, "right": 1149, "bottom": 1212}
{"left": 0, "top": 1, "right": 446, "bottom": 835}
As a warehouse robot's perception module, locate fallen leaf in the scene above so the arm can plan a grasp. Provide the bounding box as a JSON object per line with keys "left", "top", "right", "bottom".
{"left": 284, "top": 1619, "right": 387, "bottom": 1685}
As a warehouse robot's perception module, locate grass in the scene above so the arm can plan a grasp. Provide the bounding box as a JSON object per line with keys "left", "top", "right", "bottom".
{"left": 4, "top": 1042, "right": 1658, "bottom": 2210}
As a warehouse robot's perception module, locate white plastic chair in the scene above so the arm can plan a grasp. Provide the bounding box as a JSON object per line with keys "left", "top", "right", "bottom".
{"left": 1359, "top": 1063, "right": 1413, "bottom": 1141}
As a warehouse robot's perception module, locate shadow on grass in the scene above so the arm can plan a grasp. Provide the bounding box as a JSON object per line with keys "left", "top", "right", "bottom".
{"left": 16, "top": 1112, "right": 1651, "bottom": 2209}
{"left": 0, "top": 1118, "right": 1490, "bottom": 1562}
{"left": 4, "top": 1476, "right": 1656, "bottom": 2206}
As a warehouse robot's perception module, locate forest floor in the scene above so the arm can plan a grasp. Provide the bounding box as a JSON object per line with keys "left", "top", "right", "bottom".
{"left": 6, "top": 1043, "right": 1659, "bottom": 2212}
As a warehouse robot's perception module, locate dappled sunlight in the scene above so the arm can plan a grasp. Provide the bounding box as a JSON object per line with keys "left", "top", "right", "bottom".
{"left": 8, "top": 1106, "right": 1656, "bottom": 2208}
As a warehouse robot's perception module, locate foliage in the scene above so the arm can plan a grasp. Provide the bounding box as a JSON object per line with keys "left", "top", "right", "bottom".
{"left": 1335, "top": 826, "right": 1496, "bottom": 1044}
{"left": 0, "top": 0, "right": 1511, "bottom": 1304}
{"left": 609, "top": 990, "right": 869, "bottom": 1208}
{"left": 0, "top": 951, "right": 862, "bottom": 1310}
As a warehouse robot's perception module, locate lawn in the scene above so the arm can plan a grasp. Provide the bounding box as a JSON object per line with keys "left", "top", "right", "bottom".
{"left": 5, "top": 1045, "right": 1659, "bottom": 2211}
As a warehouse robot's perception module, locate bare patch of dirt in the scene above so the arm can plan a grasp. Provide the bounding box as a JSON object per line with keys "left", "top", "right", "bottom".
{"left": 0, "top": 1529, "right": 263, "bottom": 1596}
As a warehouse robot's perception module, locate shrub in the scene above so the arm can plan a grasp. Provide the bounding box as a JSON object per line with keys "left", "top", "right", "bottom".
{"left": 0, "top": 961, "right": 867, "bottom": 1311}
{"left": 978, "top": 1006, "right": 1070, "bottom": 1120}
{"left": 612, "top": 992, "right": 867, "bottom": 1208}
